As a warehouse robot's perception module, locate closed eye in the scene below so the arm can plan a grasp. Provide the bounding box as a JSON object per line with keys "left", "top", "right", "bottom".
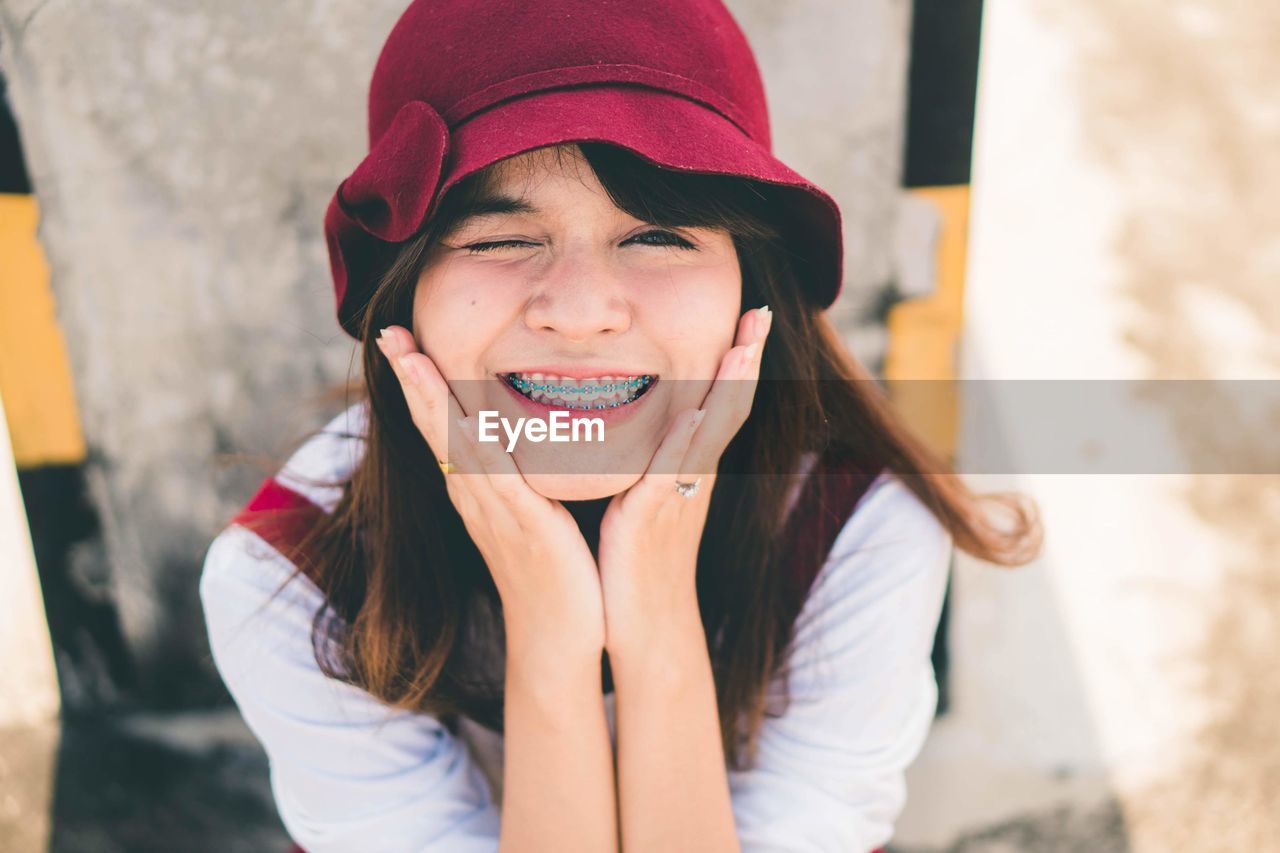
{"left": 463, "top": 229, "right": 697, "bottom": 254}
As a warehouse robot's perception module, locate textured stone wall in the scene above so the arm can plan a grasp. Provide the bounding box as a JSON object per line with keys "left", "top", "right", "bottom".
{"left": 0, "top": 0, "right": 912, "bottom": 708}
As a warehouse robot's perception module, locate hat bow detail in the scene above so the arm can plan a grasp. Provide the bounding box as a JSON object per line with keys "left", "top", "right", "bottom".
{"left": 336, "top": 99, "right": 450, "bottom": 244}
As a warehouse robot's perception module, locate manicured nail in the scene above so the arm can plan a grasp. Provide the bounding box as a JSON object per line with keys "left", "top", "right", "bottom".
{"left": 691, "top": 409, "right": 706, "bottom": 428}
{"left": 456, "top": 415, "right": 473, "bottom": 435}
{"left": 397, "top": 354, "right": 421, "bottom": 384}
{"left": 743, "top": 342, "right": 758, "bottom": 362}
{"left": 378, "top": 327, "right": 393, "bottom": 344}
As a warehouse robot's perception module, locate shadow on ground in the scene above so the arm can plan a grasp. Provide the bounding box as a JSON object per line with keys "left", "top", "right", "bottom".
{"left": 44, "top": 710, "right": 289, "bottom": 853}
{"left": 890, "top": 798, "right": 1128, "bottom": 853}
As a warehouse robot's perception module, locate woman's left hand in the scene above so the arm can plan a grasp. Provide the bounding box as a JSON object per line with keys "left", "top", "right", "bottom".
{"left": 598, "top": 305, "right": 773, "bottom": 654}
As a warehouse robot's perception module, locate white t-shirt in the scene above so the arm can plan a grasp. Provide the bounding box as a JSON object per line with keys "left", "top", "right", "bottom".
{"left": 200, "top": 400, "right": 952, "bottom": 852}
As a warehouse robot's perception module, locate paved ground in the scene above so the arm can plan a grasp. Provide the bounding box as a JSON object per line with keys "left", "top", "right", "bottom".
{"left": 894, "top": 801, "right": 1129, "bottom": 853}
{"left": 0, "top": 706, "right": 1140, "bottom": 853}
{"left": 1, "top": 710, "right": 291, "bottom": 853}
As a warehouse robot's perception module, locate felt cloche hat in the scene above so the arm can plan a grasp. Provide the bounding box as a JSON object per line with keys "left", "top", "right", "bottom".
{"left": 323, "top": 0, "right": 845, "bottom": 340}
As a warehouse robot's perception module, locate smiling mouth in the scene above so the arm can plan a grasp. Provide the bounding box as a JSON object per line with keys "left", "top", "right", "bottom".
{"left": 499, "top": 372, "right": 659, "bottom": 410}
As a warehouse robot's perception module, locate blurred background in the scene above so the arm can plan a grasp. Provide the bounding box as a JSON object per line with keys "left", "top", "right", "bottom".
{"left": 1, "top": 0, "right": 1276, "bottom": 850}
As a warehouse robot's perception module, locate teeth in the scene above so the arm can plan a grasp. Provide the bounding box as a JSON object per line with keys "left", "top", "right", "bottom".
{"left": 505, "top": 372, "right": 654, "bottom": 409}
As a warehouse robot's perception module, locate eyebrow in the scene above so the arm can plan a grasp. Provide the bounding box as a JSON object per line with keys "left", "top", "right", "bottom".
{"left": 455, "top": 192, "right": 541, "bottom": 223}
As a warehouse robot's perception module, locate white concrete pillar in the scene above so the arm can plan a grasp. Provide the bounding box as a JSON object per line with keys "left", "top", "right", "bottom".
{"left": 0, "top": 387, "right": 59, "bottom": 727}
{"left": 895, "top": 0, "right": 1280, "bottom": 848}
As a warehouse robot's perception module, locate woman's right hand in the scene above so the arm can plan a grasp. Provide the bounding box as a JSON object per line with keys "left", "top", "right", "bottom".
{"left": 375, "top": 326, "right": 606, "bottom": 665}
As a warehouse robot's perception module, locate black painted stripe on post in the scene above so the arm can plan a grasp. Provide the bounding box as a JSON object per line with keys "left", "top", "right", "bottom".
{"left": 904, "top": 0, "right": 985, "bottom": 188}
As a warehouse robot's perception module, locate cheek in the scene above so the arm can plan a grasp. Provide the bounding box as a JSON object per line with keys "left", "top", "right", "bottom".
{"left": 413, "top": 270, "right": 513, "bottom": 378}
{"left": 640, "top": 264, "right": 741, "bottom": 367}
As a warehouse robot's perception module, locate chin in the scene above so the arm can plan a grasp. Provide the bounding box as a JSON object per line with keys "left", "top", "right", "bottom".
{"left": 522, "top": 471, "right": 642, "bottom": 501}
{"left": 507, "top": 436, "right": 658, "bottom": 501}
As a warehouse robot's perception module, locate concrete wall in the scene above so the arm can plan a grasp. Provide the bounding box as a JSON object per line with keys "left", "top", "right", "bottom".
{"left": 0, "top": 1, "right": 915, "bottom": 708}
{"left": 0, "top": 0, "right": 400, "bottom": 706}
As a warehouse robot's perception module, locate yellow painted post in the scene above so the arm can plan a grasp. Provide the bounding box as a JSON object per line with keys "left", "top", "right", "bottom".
{"left": 883, "top": 185, "right": 971, "bottom": 463}
{"left": 0, "top": 193, "right": 86, "bottom": 467}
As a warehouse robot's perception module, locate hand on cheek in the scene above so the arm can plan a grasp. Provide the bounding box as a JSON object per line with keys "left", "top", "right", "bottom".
{"left": 374, "top": 325, "right": 607, "bottom": 658}
{"left": 597, "top": 305, "right": 773, "bottom": 653}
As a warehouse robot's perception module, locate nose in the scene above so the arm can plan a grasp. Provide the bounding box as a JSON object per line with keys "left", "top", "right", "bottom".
{"left": 522, "top": 247, "right": 632, "bottom": 342}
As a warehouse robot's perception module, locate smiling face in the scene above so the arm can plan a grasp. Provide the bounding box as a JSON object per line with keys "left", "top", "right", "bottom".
{"left": 411, "top": 144, "right": 743, "bottom": 501}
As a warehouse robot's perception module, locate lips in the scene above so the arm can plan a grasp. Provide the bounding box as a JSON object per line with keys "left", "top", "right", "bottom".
{"left": 500, "top": 364, "right": 659, "bottom": 380}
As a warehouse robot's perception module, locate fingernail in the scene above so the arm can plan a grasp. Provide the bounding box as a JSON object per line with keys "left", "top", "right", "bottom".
{"left": 691, "top": 409, "right": 706, "bottom": 428}
{"left": 759, "top": 306, "right": 773, "bottom": 338}
{"left": 456, "top": 415, "right": 472, "bottom": 434}
{"left": 743, "top": 342, "right": 759, "bottom": 362}
{"left": 397, "top": 354, "right": 421, "bottom": 384}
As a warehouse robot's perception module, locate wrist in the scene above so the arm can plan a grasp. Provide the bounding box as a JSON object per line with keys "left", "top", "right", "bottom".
{"left": 606, "top": 599, "right": 707, "bottom": 683}
{"left": 506, "top": 638, "right": 603, "bottom": 710}
{"left": 604, "top": 574, "right": 701, "bottom": 646}
{"left": 503, "top": 598, "right": 604, "bottom": 655}
{"left": 507, "top": 631, "right": 602, "bottom": 672}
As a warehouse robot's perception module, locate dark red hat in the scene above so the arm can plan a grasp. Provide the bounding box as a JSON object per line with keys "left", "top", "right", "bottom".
{"left": 324, "top": 0, "right": 845, "bottom": 340}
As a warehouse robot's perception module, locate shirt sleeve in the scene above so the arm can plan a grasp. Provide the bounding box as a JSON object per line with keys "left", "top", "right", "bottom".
{"left": 726, "top": 472, "right": 953, "bottom": 853}
{"left": 199, "top": 524, "right": 502, "bottom": 853}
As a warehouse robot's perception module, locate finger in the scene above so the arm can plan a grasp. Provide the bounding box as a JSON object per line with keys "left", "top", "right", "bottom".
{"left": 374, "top": 326, "right": 480, "bottom": 475}
{"left": 454, "top": 413, "right": 553, "bottom": 524}
{"left": 683, "top": 306, "right": 772, "bottom": 477}
{"left": 377, "top": 327, "right": 553, "bottom": 534}
{"left": 376, "top": 328, "right": 500, "bottom": 521}
{"left": 624, "top": 407, "right": 707, "bottom": 510}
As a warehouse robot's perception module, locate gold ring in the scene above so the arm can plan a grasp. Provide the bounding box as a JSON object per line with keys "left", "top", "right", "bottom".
{"left": 437, "top": 459, "right": 456, "bottom": 475}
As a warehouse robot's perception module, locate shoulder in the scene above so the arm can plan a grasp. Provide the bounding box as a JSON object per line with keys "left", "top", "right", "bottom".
{"left": 199, "top": 519, "right": 501, "bottom": 848}
{"left": 206, "top": 396, "right": 369, "bottom": 595}
{"left": 824, "top": 470, "right": 953, "bottom": 576}
{"left": 199, "top": 523, "right": 340, "bottom": 686}
{"left": 199, "top": 521, "right": 324, "bottom": 619}
{"left": 791, "top": 470, "right": 954, "bottom": 665}
{"left": 729, "top": 472, "right": 953, "bottom": 846}
{"left": 273, "top": 398, "right": 370, "bottom": 513}
{"left": 200, "top": 399, "right": 369, "bottom": 666}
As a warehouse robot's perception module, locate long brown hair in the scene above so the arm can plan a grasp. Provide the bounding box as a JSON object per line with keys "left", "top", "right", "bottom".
{"left": 240, "top": 142, "right": 1042, "bottom": 770}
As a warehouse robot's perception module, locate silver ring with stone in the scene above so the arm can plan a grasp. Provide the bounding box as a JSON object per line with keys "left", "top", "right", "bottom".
{"left": 674, "top": 477, "right": 702, "bottom": 498}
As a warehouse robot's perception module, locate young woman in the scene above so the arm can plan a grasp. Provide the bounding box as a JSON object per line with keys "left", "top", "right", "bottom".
{"left": 201, "top": 2, "right": 1041, "bottom": 851}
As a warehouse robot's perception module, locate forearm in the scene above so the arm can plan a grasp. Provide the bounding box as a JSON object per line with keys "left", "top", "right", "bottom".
{"left": 500, "top": 633, "right": 618, "bottom": 853}
{"left": 608, "top": 603, "right": 740, "bottom": 853}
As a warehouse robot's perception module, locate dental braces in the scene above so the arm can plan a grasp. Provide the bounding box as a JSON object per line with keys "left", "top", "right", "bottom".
{"left": 505, "top": 374, "right": 654, "bottom": 409}
{"left": 507, "top": 375, "right": 653, "bottom": 394}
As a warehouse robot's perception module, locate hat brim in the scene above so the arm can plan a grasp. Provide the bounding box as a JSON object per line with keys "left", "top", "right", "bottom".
{"left": 328, "top": 85, "right": 843, "bottom": 339}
